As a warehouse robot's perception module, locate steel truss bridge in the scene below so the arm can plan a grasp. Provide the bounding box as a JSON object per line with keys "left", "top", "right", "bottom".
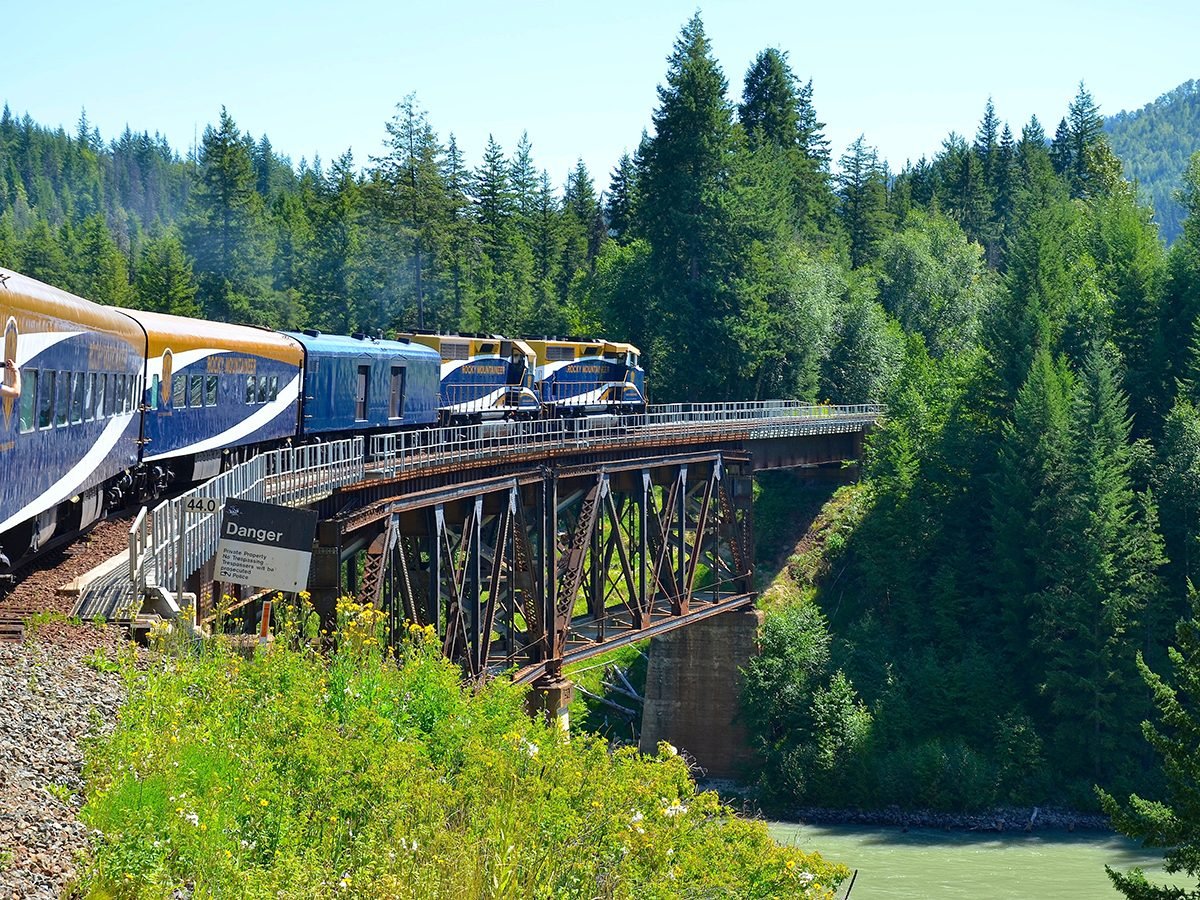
{"left": 111, "top": 402, "right": 880, "bottom": 684}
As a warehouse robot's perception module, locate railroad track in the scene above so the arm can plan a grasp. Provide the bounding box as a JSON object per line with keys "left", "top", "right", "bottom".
{"left": 0, "top": 516, "right": 134, "bottom": 642}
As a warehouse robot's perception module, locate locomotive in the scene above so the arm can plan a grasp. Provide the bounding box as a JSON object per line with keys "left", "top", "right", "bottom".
{"left": 0, "top": 267, "right": 645, "bottom": 573}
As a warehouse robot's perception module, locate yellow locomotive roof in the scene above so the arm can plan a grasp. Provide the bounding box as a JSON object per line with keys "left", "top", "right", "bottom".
{"left": 117, "top": 308, "right": 303, "bottom": 364}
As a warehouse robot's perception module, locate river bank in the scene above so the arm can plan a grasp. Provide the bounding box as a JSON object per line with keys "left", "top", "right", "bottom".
{"left": 696, "top": 779, "right": 1111, "bottom": 833}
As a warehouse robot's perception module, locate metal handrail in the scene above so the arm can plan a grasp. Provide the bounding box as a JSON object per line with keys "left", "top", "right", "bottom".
{"left": 127, "top": 403, "right": 882, "bottom": 611}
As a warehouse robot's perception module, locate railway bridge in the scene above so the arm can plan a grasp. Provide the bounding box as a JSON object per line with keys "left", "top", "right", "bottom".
{"left": 95, "top": 401, "right": 880, "bottom": 772}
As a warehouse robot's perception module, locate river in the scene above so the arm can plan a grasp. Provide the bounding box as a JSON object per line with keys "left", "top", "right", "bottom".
{"left": 769, "top": 822, "right": 1183, "bottom": 898}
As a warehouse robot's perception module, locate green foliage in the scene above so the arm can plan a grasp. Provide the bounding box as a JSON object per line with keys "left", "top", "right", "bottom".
{"left": 76, "top": 601, "right": 847, "bottom": 899}
{"left": 1100, "top": 590, "right": 1200, "bottom": 899}
{"left": 1107, "top": 80, "right": 1200, "bottom": 244}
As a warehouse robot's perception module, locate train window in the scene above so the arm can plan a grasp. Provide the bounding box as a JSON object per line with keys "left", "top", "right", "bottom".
{"left": 56, "top": 371, "right": 70, "bottom": 426}
{"left": 256, "top": 375, "right": 268, "bottom": 404}
{"left": 70, "top": 372, "right": 84, "bottom": 423}
{"left": 205, "top": 375, "right": 218, "bottom": 407}
{"left": 268, "top": 375, "right": 278, "bottom": 402}
{"left": 171, "top": 374, "right": 184, "bottom": 409}
{"left": 187, "top": 374, "right": 201, "bottom": 408}
{"left": 245, "top": 375, "right": 255, "bottom": 404}
{"left": 83, "top": 373, "right": 95, "bottom": 421}
{"left": 390, "top": 367, "right": 405, "bottom": 418}
{"left": 102, "top": 374, "right": 113, "bottom": 418}
{"left": 130, "top": 376, "right": 138, "bottom": 413}
{"left": 38, "top": 371, "right": 54, "bottom": 429}
{"left": 355, "top": 365, "right": 369, "bottom": 420}
{"left": 116, "top": 374, "right": 127, "bottom": 415}
{"left": 19, "top": 369, "right": 36, "bottom": 433}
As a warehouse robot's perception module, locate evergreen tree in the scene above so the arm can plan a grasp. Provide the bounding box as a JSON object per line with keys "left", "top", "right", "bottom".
{"left": 472, "top": 136, "right": 532, "bottom": 331}
{"left": 182, "top": 107, "right": 273, "bottom": 323}
{"left": 133, "top": 228, "right": 199, "bottom": 316}
{"left": 1100, "top": 591, "right": 1200, "bottom": 900}
{"left": 636, "top": 13, "right": 741, "bottom": 397}
{"left": 836, "top": 136, "right": 891, "bottom": 268}
{"left": 75, "top": 213, "right": 132, "bottom": 306}
{"left": 605, "top": 153, "right": 638, "bottom": 244}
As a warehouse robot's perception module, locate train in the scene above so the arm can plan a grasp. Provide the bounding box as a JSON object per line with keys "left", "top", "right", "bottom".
{"left": 0, "top": 267, "right": 646, "bottom": 573}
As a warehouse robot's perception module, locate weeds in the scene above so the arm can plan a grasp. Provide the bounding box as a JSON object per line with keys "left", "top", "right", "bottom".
{"left": 75, "top": 593, "right": 846, "bottom": 899}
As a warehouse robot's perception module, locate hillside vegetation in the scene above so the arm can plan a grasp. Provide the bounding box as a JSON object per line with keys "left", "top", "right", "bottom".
{"left": 1107, "top": 79, "right": 1200, "bottom": 244}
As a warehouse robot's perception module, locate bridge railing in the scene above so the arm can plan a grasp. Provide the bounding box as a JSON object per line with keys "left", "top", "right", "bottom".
{"left": 128, "top": 438, "right": 364, "bottom": 610}
{"left": 369, "top": 402, "right": 882, "bottom": 478}
{"left": 125, "top": 403, "right": 881, "bottom": 614}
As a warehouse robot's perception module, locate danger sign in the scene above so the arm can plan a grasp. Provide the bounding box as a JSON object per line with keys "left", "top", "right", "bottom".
{"left": 214, "top": 499, "right": 317, "bottom": 593}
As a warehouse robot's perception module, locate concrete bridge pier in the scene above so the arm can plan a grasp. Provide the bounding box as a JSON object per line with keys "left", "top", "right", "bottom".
{"left": 639, "top": 606, "right": 763, "bottom": 778}
{"left": 526, "top": 672, "right": 575, "bottom": 733}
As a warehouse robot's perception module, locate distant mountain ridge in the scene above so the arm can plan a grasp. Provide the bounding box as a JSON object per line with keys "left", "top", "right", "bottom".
{"left": 1106, "top": 78, "right": 1200, "bottom": 244}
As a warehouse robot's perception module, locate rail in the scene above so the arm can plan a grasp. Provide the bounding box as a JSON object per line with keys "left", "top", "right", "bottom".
{"left": 369, "top": 402, "right": 882, "bottom": 478}
{"left": 125, "top": 403, "right": 881, "bottom": 613}
{"left": 127, "top": 438, "right": 363, "bottom": 609}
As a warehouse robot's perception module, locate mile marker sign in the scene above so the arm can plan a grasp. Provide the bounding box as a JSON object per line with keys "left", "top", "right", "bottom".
{"left": 214, "top": 499, "right": 318, "bottom": 593}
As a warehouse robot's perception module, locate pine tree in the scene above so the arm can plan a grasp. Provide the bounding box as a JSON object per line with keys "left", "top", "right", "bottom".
{"left": 605, "top": 153, "right": 637, "bottom": 244}
{"left": 182, "top": 107, "right": 272, "bottom": 322}
{"left": 75, "top": 213, "right": 132, "bottom": 306}
{"left": 133, "top": 228, "right": 200, "bottom": 316}
{"left": 636, "top": 13, "right": 740, "bottom": 398}
{"left": 1050, "top": 117, "right": 1073, "bottom": 178}
{"left": 1100, "top": 590, "right": 1200, "bottom": 900}
{"left": 836, "top": 135, "right": 891, "bottom": 268}
{"left": 472, "top": 136, "right": 531, "bottom": 331}
{"left": 1033, "top": 351, "right": 1163, "bottom": 787}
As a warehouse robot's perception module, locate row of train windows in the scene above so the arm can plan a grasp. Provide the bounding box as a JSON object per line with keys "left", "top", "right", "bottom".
{"left": 165, "top": 373, "right": 280, "bottom": 410}
{"left": 18, "top": 369, "right": 141, "bottom": 434}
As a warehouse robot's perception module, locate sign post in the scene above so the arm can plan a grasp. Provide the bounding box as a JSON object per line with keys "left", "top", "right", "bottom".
{"left": 215, "top": 499, "right": 318, "bottom": 594}
{"left": 178, "top": 496, "right": 220, "bottom": 626}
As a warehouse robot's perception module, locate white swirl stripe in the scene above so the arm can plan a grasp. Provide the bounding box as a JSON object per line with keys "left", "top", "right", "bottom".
{"left": 0, "top": 414, "right": 135, "bottom": 535}
{"left": 144, "top": 375, "right": 301, "bottom": 461}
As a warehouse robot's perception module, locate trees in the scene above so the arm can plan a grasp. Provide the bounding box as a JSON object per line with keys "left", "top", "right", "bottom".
{"left": 1100, "top": 591, "right": 1200, "bottom": 900}
{"left": 836, "top": 136, "right": 891, "bottom": 268}
{"left": 183, "top": 107, "right": 273, "bottom": 323}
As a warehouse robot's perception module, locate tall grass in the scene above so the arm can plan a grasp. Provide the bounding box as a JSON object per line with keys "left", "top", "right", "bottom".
{"left": 74, "top": 597, "right": 846, "bottom": 899}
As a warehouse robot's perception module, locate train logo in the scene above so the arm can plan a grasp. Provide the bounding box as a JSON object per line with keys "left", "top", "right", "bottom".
{"left": 161, "top": 349, "right": 174, "bottom": 405}
{"left": 2, "top": 317, "right": 16, "bottom": 429}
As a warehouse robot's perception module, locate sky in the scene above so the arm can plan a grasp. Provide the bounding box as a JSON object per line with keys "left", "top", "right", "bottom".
{"left": 3, "top": 0, "right": 1198, "bottom": 191}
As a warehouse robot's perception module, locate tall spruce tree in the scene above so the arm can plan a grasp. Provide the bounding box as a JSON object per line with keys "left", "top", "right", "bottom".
{"left": 836, "top": 136, "right": 891, "bottom": 268}
{"left": 636, "top": 13, "right": 740, "bottom": 398}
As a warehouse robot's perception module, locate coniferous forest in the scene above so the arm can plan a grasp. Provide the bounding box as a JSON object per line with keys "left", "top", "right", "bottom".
{"left": 4, "top": 13, "right": 1200, "bottom": 857}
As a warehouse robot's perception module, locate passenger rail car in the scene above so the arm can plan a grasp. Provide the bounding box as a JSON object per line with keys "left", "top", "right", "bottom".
{"left": 0, "top": 266, "right": 648, "bottom": 576}
{"left": 0, "top": 268, "right": 144, "bottom": 564}
{"left": 123, "top": 308, "right": 305, "bottom": 490}
{"left": 288, "top": 331, "right": 440, "bottom": 436}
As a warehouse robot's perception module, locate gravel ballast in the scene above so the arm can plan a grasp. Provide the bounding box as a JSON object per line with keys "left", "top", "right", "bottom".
{"left": 0, "top": 623, "right": 125, "bottom": 899}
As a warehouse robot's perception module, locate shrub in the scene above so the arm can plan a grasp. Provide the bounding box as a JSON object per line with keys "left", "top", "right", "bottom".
{"left": 75, "top": 597, "right": 847, "bottom": 899}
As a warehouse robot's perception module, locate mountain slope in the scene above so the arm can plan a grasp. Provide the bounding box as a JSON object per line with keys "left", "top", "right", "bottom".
{"left": 1106, "top": 79, "right": 1200, "bottom": 244}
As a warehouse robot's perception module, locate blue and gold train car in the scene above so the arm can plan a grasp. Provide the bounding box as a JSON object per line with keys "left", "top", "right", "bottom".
{"left": 0, "top": 268, "right": 144, "bottom": 565}
{"left": 287, "top": 331, "right": 440, "bottom": 436}
{"left": 399, "top": 332, "right": 541, "bottom": 424}
{"left": 120, "top": 308, "right": 305, "bottom": 487}
{"left": 527, "top": 338, "right": 646, "bottom": 416}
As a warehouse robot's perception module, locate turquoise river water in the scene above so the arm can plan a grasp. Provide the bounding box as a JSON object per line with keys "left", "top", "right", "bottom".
{"left": 768, "top": 822, "right": 1184, "bottom": 899}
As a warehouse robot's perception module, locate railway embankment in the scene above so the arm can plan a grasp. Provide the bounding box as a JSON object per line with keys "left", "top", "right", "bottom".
{"left": 0, "top": 621, "right": 126, "bottom": 900}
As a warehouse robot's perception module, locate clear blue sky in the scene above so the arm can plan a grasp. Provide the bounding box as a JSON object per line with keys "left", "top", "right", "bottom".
{"left": 3, "top": 0, "right": 1197, "bottom": 190}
